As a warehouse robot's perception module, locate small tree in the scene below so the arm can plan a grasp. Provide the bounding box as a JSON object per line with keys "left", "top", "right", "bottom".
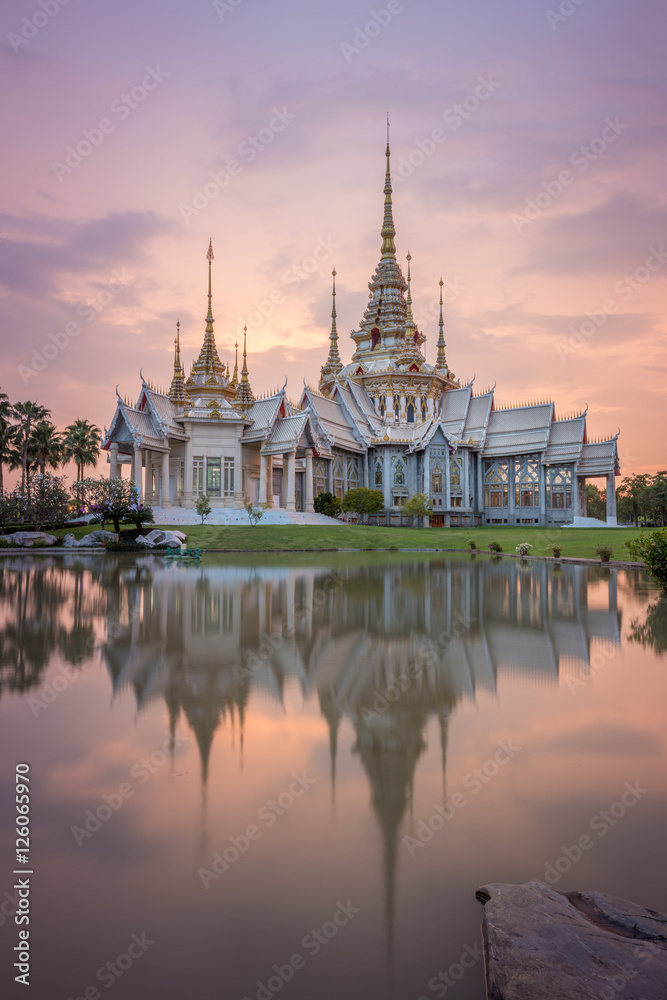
{"left": 124, "top": 496, "right": 155, "bottom": 535}
{"left": 80, "top": 477, "right": 135, "bottom": 534}
{"left": 195, "top": 494, "right": 212, "bottom": 524}
{"left": 314, "top": 491, "right": 342, "bottom": 518}
{"left": 402, "top": 492, "right": 432, "bottom": 528}
{"left": 341, "top": 487, "right": 384, "bottom": 524}
{"left": 19, "top": 472, "right": 70, "bottom": 531}
{"left": 626, "top": 530, "right": 667, "bottom": 591}
{"left": 244, "top": 497, "right": 264, "bottom": 526}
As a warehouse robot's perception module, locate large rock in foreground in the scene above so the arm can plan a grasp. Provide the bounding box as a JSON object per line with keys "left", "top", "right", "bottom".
{"left": 476, "top": 881, "right": 667, "bottom": 1000}
{"left": 2, "top": 531, "right": 56, "bottom": 546}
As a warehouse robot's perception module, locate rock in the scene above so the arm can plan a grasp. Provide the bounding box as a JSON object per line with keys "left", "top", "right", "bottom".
{"left": 476, "top": 881, "right": 667, "bottom": 1000}
{"left": 144, "top": 529, "right": 187, "bottom": 546}
{"left": 62, "top": 533, "right": 76, "bottom": 548}
{"left": 134, "top": 535, "right": 154, "bottom": 546}
{"left": 2, "top": 531, "right": 56, "bottom": 547}
{"left": 75, "top": 530, "right": 117, "bottom": 547}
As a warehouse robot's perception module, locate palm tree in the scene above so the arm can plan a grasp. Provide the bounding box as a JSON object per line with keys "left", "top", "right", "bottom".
{"left": 0, "top": 390, "right": 18, "bottom": 495}
{"left": 12, "top": 401, "right": 49, "bottom": 493}
{"left": 29, "top": 420, "right": 63, "bottom": 475}
{"left": 63, "top": 419, "right": 101, "bottom": 498}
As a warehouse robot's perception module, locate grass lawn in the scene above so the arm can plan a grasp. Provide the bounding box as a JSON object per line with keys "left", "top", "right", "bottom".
{"left": 50, "top": 522, "right": 652, "bottom": 560}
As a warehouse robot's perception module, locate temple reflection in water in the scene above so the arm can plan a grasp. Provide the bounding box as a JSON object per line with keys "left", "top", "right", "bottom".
{"left": 0, "top": 554, "right": 624, "bottom": 962}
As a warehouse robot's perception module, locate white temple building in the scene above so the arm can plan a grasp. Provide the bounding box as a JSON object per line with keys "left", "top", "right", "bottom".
{"left": 102, "top": 137, "right": 620, "bottom": 527}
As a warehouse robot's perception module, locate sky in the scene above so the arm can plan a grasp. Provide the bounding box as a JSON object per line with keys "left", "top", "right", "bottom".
{"left": 1, "top": 0, "right": 665, "bottom": 478}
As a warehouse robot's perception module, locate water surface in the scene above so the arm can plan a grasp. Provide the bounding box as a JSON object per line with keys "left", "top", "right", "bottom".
{"left": 1, "top": 553, "right": 666, "bottom": 1000}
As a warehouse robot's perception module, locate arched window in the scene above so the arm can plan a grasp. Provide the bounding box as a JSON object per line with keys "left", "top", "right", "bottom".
{"left": 546, "top": 466, "right": 572, "bottom": 508}
{"left": 431, "top": 462, "right": 442, "bottom": 494}
{"left": 374, "top": 459, "right": 383, "bottom": 487}
{"left": 406, "top": 399, "right": 415, "bottom": 423}
{"left": 515, "top": 459, "right": 540, "bottom": 508}
{"left": 421, "top": 400, "right": 427, "bottom": 421}
{"left": 394, "top": 398, "right": 400, "bottom": 421}
{"left": 394, "top": 460, "right": 405, "bottom": 486}
{"left": 371, "top": 327, "right": 381, "bottom": 350}
{"left": 484, "top": 461, "right": 509, "bottom": 508}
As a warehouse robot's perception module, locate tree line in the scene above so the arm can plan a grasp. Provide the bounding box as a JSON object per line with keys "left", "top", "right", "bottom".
{"left": 587, "top": 474, "right": 667, "bottom": 526}
{"left": 0, "top": 389, "right": 100, "bottom": 495}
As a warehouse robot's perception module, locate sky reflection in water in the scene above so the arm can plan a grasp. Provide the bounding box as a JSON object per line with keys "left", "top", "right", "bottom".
{"left": 0, "top": 553, "right": 666, "bottom": 1000}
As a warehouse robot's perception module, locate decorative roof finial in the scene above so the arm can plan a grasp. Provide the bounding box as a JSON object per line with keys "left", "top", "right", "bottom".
{"left": 234, "top": 324, "right": 255, "bottom": 409}
{"left": 405, "top": 252, "right": 414, "bottom": 331}
{"left": 169, "top": 319, "right": 188, "bottom": 403}
{"left": 319, "top": 267, "right": 344, "bottom": 392}
{"left": 230, "top": 341, "right": 239, "bottom": 388}
{"left": 434, "top": 277, "right": 448, "bottom": 373}
{"left": 381, "top": 116, "right": 396, "bottom": 260}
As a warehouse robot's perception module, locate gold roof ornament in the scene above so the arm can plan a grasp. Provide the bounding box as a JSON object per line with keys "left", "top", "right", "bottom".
{"left": 230, "top": 342, "right": 239, "bottom": 388}
{"left": 319, "top": 268, "right": 344, "bottom": 392}
{"left": 434, "top": 278, "right": 448, "bottom": 374}
{"left": 233, "top": 325, "right": 255, "bottom": 409}
{"left": 381, "top": 113, "right": 396, "bottom": 260}
{"left": 169, "top": 319, "right": 188, "bottom": 404}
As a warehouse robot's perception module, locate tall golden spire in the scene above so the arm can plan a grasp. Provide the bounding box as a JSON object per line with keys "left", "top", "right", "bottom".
{"left": 169, "top": 320, "right": 188, "bottom": 403}
{"left": 230, "top": 342, "right": 239, "bottom": 388}
{"left": 381, "top": 114, "right": 396, "bottom": 260}
{"left": 192, "top": 239, "right": 225, "bottom": 379}
{"left": 405, "top": 252, "right": 414, "bottom": 333}
{"left": 434, "top": 278, "right": 448, "bottom": 373}
{"left": 234, "top": 325, "right": 255, "bottom": 409}
{"left": 319, "top": 268, "right": 344, "bottom": 391}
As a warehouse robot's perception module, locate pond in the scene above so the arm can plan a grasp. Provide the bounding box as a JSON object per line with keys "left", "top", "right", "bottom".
{"left": 1, "top": 553, "right": 666, "bottom": 1000}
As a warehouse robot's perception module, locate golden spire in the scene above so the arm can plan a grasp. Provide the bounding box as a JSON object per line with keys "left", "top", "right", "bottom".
{"left": 381, "top": 114, "right": 396, "bottom": 260}
{"left": 169, "top": 319, "right": 188, "bottom": 403}
{"left": 234, "top": 325, "right": 255, "bottom": 409}
{"left": 230, "top": 342, "right": 239, "bottom": 388}
{"left": 434, "top": 278, "right": 448, "bottom": 373}
{"left": 191, "top": 239, "right": 225, "bottom": 380}
{"left": 319, "top": 267, "right": 344, "bottom": 391}
{"left": 405, "top": 252, "right": 414, "bottom": 332}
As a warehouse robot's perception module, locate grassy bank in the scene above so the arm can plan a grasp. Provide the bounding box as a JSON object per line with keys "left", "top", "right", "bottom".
{"left": 50, "top": 523, "right": 651, "bottom": 559}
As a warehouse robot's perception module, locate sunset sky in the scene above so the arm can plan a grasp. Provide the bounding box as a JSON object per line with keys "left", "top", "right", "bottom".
{"left": 1, "top": 0, "right": 665, "bottom": 477}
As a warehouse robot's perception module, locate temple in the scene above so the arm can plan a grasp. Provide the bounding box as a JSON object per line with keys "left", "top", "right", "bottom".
{"left": 102, "top": 134, "right": 620, "bottom": 526}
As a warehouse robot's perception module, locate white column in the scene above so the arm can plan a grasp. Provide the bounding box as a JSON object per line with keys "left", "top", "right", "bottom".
{"left": 606, "top": 473, "right": 617, "bottom": 525}
{"left": 144, "top": 450, "right": 152, "bottom": 504}
{"left": 183, "top": 429, "right": 194, "bottom": 508}
{"left": 161, "top": 450, "right": 171, "bottom": 508}
{"left": 305, "top": 449, "right": 314, "bottom": 512}
{"left": 109, "top": 442, "right": 119, "bottom": 478}
{"left": 259, "top": 452, "right": 269, "bottom": 506}
{"left": 285, "top": 451, "right": 296, "bottom": 511}
{"left": 462, "top": 450, "right": 470, "bottom": 509}
{"left": 445, "top": 451, "right": 451, "bottom": 521}
{"left": 133, "top": 446, "right": 143, "bottom": 499}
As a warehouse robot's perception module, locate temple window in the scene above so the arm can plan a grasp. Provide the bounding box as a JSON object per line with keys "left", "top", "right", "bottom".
{"left": 421, "top": 401, "right": 427, "bottom": 421}
{"left": 207, "top": 458, "right": 221, "bottom": 497}
{"left": 371, "top": 327, "right": 381, "bottom": 350}
{"left": 313, "top": 458, "right": 327, "bottom": 496}
{"left": 546, "top": 466, "right": 572, "bottom": 509}
{"left": 374, "top": 460, "right": 383, "bottom": 487}
{"left": 406, "top": 399, "right": 415, "bottom": 423}
{"left": 393, "top": 460, "right": 405, "bottom": 487}
{"left": 484, "top": 461, "right": 509, "bottom": 508}
{"left": 346, "top": 457, "right": 360, "bottom": 490}
{"left": 333, "top": 455, "right": 344, "bottom": 498}
{"left": 193, "top": 456, "right": 205, "bottom": 495}
{"left": 514, "top": 459, "right": 539, "bottom": 508}
{"left": 394, "top": 398, "right": 400, "bottom": 420}
{"left": 431, "top": 462, "right": 442, "bottom": 494}
{"left": 223, "top": 458, "right": 235, "bottom": 496}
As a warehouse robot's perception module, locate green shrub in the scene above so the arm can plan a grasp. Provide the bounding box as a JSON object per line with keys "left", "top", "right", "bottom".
{"left": 314, "top": 492, "right": 342, "bottom": 518}
{"left": 626, "top": 530, "right": 667, "bottom": 591}
{"left": 552, "top": 545, "right": 562, "bottom": 558}
{"left": 595, "top": 544, "right": 613, "bottom": 562}
{"left": 467, "top": 538, "right": 476, "bottom": 550}
{"left": 489, "top": 541, "right": 502, "bottom": 553}
{"left": 516, "top": 542, "right": 533, "bottom": 557}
